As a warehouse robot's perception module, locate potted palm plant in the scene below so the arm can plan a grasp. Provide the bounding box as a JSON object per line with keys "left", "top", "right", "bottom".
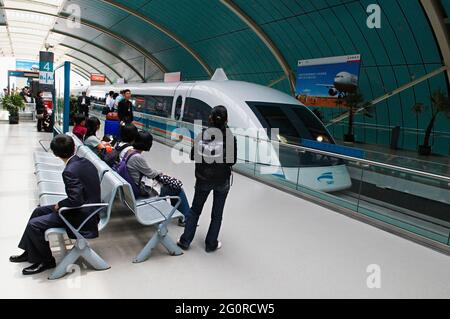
{"left": 8, "top": 93, "right": 24, "bottom": 124}
{"left": 412, "top": 90, "right": 450, "bottom": 156}
{"left": 341, "top": 90, "right": 372, "bottom": 143}
{"left": 1, "top": 93, "right": 24, "bottom": 125}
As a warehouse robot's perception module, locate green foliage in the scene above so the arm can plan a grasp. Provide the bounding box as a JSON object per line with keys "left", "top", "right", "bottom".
{"left": 340, "top": 90, "right": 372, "bottom": 141}
{"left": 1, "top": 93, "right": 24, "bottom": 117}
{"left": 410, "top": 90, "right": 450, "bottom": 150}
{"left": 412, "top": 90, "right": 450, "bottom": 117}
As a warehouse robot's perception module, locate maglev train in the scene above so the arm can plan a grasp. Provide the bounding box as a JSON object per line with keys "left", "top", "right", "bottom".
{"left": 86, "top": 69, "right": 352, "bottom": 192}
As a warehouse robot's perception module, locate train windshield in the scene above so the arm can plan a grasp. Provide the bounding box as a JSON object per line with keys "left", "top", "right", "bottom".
{"left": 247, "top": 102, "right": 333, "bottom": 143}
{"left": 247, "top": 102, "right": 341, "bottom": 168}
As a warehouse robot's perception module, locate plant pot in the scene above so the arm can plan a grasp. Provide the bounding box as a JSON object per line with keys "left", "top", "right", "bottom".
{"left": 344, "top": 134, "right": 355, "bottom": 143}
{"left": 418, "top": 145, "right": 432, "bottom": 156}
{"left": 9, "top": 115, "right": 19, "bottom": 124}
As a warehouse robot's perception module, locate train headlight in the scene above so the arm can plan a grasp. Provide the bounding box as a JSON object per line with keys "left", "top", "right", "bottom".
{"left": 277, "top": 134, "right": 287, "bottom": 144}
{"left": 316, "top": 135, "right": 324, "bottom": 142}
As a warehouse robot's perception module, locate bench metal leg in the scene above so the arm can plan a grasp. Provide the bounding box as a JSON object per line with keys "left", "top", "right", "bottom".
{"left": 48, "top": 246, "right": 81, "bottom": 280}
{"left": 48, "top": 242, "right": 110, "bottom": 280}
{"left": 133, "top": 230, "right": 184, "bottom": 263}
{"left": 81, "top": 247, "right": 110, "bottom": 271}
{"left": 133, "top": 232, "right": 160, "bottom": 263}
{"left": 160, "top": 235, "right": 183, "bottom": 256}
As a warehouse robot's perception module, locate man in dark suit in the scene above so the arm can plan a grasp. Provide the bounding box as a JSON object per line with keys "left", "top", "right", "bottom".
{"left": 9, "top": 135, "right": 101, "bottom": 275}
{"left": 78, "top": 92, "right": 91, "bottom": 118}
{"left": 117, "top": 89, "right": 133, "bottom": 123}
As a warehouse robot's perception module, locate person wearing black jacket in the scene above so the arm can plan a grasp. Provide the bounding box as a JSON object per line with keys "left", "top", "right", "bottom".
{"left": 35, "top": 91, "right": 45, "bottom": 132}
{"left": 78, "top": 92, "right": 91, "bottom": 117}
{"left": 178, "top": 105, "right": 237, "bottom": 253}
{"left": 117, "top": 89, "right": 133, "bottom": 123}
{"left": 9, "top": 135, "right": 102, "bottom": 275}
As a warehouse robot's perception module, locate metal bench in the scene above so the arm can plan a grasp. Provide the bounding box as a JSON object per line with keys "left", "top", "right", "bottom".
{"left": 45, "top": 171, "right": 121, "bottom": 280}
{"left": 36, "top": 146, "right": 111, "bottom": 192}
{"left": 35, "top": 133, "right": 184, "bottom": 271}
{"left": 112, "top": 172, "right": 185, "bottom": 263}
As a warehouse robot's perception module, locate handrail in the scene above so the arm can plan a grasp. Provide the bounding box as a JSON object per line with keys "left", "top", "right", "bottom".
{"left": 328, "top": 121, "right": 450, "bottom": 138}
{"left": 230, "top": 132, "right": 450, "bottom": 184}
{"left": 39, "top": 139, "right": 51, "bottom": 152}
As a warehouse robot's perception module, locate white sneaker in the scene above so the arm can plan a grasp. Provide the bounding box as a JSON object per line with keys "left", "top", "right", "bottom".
{"left": 206, "top": 241, "right": 222, "bottom": 253}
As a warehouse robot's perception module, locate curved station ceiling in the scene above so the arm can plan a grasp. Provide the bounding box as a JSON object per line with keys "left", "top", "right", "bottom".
{"left": 1, "top": 0, "right": 449, "bottom": 153}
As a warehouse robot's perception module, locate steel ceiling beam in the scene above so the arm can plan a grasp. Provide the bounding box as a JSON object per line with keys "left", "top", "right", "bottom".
{"left": 65, "top": 53, "right": 113, "bottom": 83}
{"left": 220, "top": 0, "right": 296, "bottom": 95}
{"left": 0, "top": 7, "right": 168, "bottom": 74}
{"left": 50, "top": 29, "right": 145, "bottom": 81}
{"left": 420, "top": 0, "right": 450, "bottom": 85}
{"left": 72, "top": 68, "right": 90, "bottom": 81}
{"left": 58, "top": 43, "right": 123, "bottom": 79}
{"left": 100, "top": 0, "right": 213, "bottom": 77}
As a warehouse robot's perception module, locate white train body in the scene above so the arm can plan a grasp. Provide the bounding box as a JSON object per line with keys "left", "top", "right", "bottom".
{"left": 86, "top": 75, "right": 352, "bottom": 192}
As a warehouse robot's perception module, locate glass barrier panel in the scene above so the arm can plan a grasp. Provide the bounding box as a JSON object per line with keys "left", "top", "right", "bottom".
{"left": 357, "top": 163, "right": 450, "bottom": 244}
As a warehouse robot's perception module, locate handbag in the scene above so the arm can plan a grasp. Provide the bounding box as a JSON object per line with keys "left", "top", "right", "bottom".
{"left": 155, "top": 174, "right": 183, "bottom": 191}
{"left": 140, "top": 183, "right": 160, "bottom": 198}
{"left": 36, "top": 114, "right": 44, "bottom": 120}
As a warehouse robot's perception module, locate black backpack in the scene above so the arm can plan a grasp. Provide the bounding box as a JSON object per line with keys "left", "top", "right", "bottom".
{"left": 102, "top": 143, "right": 131, "bottom": 168}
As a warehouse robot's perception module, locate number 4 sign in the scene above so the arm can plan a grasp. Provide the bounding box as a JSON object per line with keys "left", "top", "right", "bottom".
{"left": 39, "top": 51, "right": 55, "bottom": 91}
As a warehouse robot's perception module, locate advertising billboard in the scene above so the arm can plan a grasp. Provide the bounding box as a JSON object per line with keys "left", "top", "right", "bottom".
{"left": 16, "top": 60, "right": 39, "bottom": 71}
{"left": 296, "top": 54, "right": 361, "bottom": 108}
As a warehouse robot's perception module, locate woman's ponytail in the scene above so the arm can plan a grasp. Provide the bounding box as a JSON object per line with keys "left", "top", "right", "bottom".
{"left": 209, "top": 105, "right": 228, "bottom": 130}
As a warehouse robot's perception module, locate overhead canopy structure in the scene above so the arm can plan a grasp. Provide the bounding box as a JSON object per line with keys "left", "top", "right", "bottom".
{"left": 0, "top": 0, "right": 449, "bottom": 153}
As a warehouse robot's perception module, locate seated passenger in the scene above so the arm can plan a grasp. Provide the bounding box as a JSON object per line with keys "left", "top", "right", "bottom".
{"left": 72, "top": 114, "right": 87, "bottom": 141}
{"left": 84, "top": 117, "right": 107, "bottom": 156}
{"left": 101, "top": 124, "right": 138, "bottom": 168}
{"left": 119, "top": 131, "right": 190, "bottom": 225}
{"left": 9, "top": 135, "right": 102, "bottom": 275}
{"left": 117, "top": 123, "right": 138, "bottom": 162}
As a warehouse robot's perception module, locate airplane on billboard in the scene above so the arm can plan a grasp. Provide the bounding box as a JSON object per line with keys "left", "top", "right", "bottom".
{"left": 316, "top": 71, "right": 358, "bottom": 98}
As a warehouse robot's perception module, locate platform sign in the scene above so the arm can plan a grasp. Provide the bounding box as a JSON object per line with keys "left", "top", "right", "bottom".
{"left": 164, "top": 72, "right": 182, "bottom": 83}
{"left": 91, "top": 73, "right": 106, "bottom": 85}
{"left": 8, "top": 70, "right": 39, "bottom": 78}
{"left": 39, "top": 51, "right": 54, "bottom": 92}
{"left": 296, "top": 54, "right": 361, "bottom": 108}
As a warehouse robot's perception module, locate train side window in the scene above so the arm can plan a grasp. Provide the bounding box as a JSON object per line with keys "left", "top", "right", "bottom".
{"left": 133, "top": 96, "right": 146, "bottom": 112}
{"left": 175, "top": 96, "right": 183, "bottom": 120}
{"left": 183, "top": 97, "right": 212, "bottom": 125}
{"left": 143, "top": 95, "right": 173, "bottom": 118}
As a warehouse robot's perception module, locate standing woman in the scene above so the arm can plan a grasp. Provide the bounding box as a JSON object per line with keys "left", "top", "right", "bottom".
{"left": 178, "top": 105, "right": 237, "bottom": 253}
{"left": 35, "top": 91, "right": 45, "bottom": 132}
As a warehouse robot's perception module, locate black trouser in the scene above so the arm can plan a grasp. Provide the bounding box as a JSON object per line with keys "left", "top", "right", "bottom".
{"left": 18, "top": 206, "right": 64, "bottom": 263}
{"left": 179, "top": 179, "right": 230, "bottom": 251}
{"left": 37, "top": 117, "right": 44, "bottom": 131}
{"left": 80, "top": 105, "right": 89, "bottom": 118}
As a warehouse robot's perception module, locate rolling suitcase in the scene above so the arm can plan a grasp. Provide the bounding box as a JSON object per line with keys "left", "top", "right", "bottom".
{"left": 104, "top": 119, "right": 120, "bottom": 138}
